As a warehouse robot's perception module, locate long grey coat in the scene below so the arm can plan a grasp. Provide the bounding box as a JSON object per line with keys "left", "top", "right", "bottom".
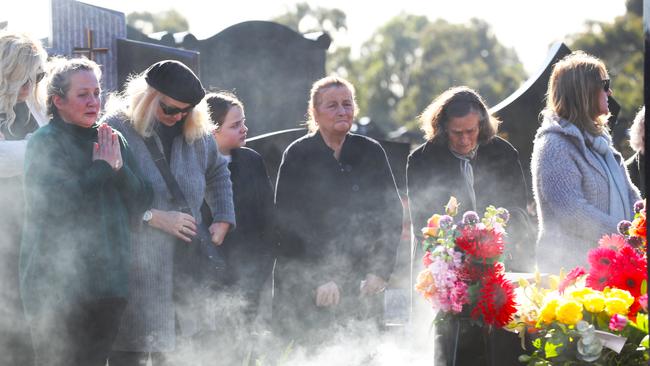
{"left": 531, "top": 115, "right": 640, "bottom": 273}
{"left": 105, "top": 114, "right": 235, "bottom": 352}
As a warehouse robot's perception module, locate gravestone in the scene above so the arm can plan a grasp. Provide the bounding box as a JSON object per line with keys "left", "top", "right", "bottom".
{"left": 49, "top": 0, "right": 200, "bottom": 93}
{"left": 179, "top": 21, "right": 331, "bottom": 137}
{"left": 50, "top": 0, "right": 125, "bottom": 92}
{"left": 490, "top": 42, "right": 621, "bottom": 198}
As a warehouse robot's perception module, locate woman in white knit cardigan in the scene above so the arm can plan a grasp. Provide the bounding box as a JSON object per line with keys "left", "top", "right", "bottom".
{"left": 531, "top": 51, "right": 640, "bottom": 273}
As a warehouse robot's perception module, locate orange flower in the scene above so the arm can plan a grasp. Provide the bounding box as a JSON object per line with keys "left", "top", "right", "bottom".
{"left": 415, "top": 269, "right": 437, "bottom": 300}
{"left": 630, "top": 214, "right": 646, "bottom": 238}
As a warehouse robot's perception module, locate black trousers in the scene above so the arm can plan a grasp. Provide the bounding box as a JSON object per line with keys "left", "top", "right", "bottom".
{"left": 30, "top": 297, "right": 126, "bottom": 366}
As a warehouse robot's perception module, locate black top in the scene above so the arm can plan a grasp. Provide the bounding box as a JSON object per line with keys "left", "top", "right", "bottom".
{"left": 275, "top": 131, "right": 403, "bottom": 287}
{"left": 626, "top": 152, "right": 645, "bottom": 197}
{"left": 0, "top": 102, "right": 39, "bottom": 140}
{"left": 209, "top": 147, "right": 275, "bottom": 319}
{"left": 407, "top": 137, "right": 531, "bottom": 270}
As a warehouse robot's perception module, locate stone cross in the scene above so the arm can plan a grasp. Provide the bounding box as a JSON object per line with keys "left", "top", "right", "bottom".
{"left": 72, "top": 29, "right": 109, "bottom": 61}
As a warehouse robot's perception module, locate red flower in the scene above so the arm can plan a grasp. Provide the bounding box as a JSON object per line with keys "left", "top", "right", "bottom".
{"left": 471, "top": 265, "right": 517, "bottom": 327}
{"left": 587, "top": 247, "right": 616, "bottom": 271}
{"left": 558, "top": 267, "right": 587, "bottom": 294}
{"left": 455, "top": 227, "right": 504, "bottom": 259}
{"left": 610, "top": 246, "right": 647, "bottom": 298}
{"left": 586, "top": 268, "right": 611, "bottom": 290}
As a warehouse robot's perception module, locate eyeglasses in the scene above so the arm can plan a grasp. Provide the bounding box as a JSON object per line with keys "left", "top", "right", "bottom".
{"left": 159, "top": 101, "right": 193, "bottom": 115}
{"left": 601, "top": 79, "right": 610, "bottom": 93}
{"left": 22, "top": 71, "right": 46, "bottom": 87}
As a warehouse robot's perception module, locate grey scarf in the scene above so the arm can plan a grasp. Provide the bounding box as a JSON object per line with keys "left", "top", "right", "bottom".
{"left": 451, "top": 146, "right": 478, "bottom": 211}
{"left": 584, "top": 132, "right": 632, "bottom": 221}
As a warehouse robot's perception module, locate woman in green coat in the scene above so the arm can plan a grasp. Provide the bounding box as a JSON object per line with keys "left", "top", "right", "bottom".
{"left": 20, "top": 57, "right": 152, "bottom": 366}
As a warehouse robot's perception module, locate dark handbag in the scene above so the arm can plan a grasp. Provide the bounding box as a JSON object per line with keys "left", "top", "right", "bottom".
{"left": 142, "top": 136, "right": 227, "bottom": 293}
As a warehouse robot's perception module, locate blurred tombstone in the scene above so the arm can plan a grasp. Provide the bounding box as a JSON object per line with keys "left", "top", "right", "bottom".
{"left": 490, "top": 42, "right": 621, "bottom": 200}
{"left": 49, "top": 0, "right": 124, "bottom": 92}
{"left": 49, "top": 0, "right": 199, "bottom": 94}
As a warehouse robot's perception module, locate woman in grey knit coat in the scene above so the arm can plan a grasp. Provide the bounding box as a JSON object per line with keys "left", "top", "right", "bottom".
{"left": 101, "top": 61, "right": 236, "bottom": 365}
{"left": 531, "top": 51, "right": 640, "bottom": 273}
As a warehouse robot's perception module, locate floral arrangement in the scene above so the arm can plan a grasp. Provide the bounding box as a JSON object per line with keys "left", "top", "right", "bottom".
{"left": 511, "top": 199, "right": 648, "bottom": 365}
{"left": 414, "top": 197, "right": 518, "bottom": 328}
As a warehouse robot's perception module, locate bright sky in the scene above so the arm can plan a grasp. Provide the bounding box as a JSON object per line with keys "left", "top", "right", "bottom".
{"left": 5, "top": 0, "right": 627, "bottom": 76}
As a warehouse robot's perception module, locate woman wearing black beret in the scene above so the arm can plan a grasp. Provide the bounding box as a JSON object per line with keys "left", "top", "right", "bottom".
{"left": 102, "top": 60, "right": 235, "bottom": 365}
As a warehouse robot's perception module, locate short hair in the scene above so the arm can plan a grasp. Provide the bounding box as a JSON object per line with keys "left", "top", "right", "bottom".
{"left": 544, "top": 51, "right": 609, "bottom": 135}
{"left": 205, "top": 91, "right": 244, "bottom": 129}
{"left": 419, "top": 86, "right": 500, "bottom": 143}
{"left": 305, "top": 76, "right": 358, "bottom": 133}
{"left": 629, "top": 106, "right": 645, "bottom": 154}
{"left": 46, "top": 57, "right": 102, "bottom": 118}
{"left": 104, "top": 71, "right": 211, "bottom": 143}
{"left": 0, "top": 31, "right": 47, "bottom": 130}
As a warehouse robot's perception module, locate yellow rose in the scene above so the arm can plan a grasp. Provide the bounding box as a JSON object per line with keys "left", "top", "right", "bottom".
{"left": 569, "top": 287, "right": 596, "bottom": 302}
{"left": 604, "top": 288, "right": 635, "bottom": 307}
{"left": 555, "top": 300, "right": 583, "bottom": 325}
{"left": 445, "top": 196, "right": 459, "bottom": 217}
{"left": 539, "top": 299, "right": 559, "bottom": 324}
{"left": 421, "top": 226, "right": 438, "bottom": 237}
{"left": 582, "top": 293, "right": 605, "bottom": 313}
{"left": 605, "top": 298, "right": 630, "bottom": 316}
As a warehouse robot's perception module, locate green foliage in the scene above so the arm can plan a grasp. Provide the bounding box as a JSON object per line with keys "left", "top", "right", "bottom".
{"left": 127, "top": 9, "right": 189, "bottom": 34}
{"left": 333, "top": 15, "right": 526, "bottom": 133}
{"left": 567, "top": 0, "right": 643, "bottom": 128}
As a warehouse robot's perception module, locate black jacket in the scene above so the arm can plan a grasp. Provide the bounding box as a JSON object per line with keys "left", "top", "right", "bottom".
{"left": 215, "top": 147, "right": 275, "bottom": 316}
{"left": 407, "top": 137, "right": 531, "bottom": 270}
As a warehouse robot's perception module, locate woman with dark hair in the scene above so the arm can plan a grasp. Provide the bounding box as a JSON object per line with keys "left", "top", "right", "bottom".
{"left": 20, "top": 57, "right": 152, "bottom": 366}
{"left": 532, "top": 51, "right": 640, "bottom": 272}
{"left": 407, "top": 86, "right": 530, "bottom": 271}
{"left": 273, "top": 76, "right": 403, "bottom": 346}
{"left": 201, "top": 91, "right": 275, "bottom": 362}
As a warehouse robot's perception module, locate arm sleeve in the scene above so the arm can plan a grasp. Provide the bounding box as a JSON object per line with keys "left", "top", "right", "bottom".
{"left": 205, "top": 138, "right": 236, "bottom": 226}
{"left": 0, "top": 140, "right": 29, "bottom": 178}
{"left": 23, "top": 133, "right": 115, "bottom": 218}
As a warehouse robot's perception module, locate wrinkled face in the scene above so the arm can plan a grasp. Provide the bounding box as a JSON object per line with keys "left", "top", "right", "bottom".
{"left": 447, "top": 111, "right": 480, "bottom": 156}
{"left": 314, "top": 86, "right": 355, "bottom": 137}
{"left": 155, "top": 95, "right": 193, "bottom": 127}
{"left": 597, "top": 76, "right": 612, "bottom": 117}
{"left": 213, "top": 105, "right": 247, "bottom": 154}
{"left": 53, "top": 70, "right": 100, "bottom": 128}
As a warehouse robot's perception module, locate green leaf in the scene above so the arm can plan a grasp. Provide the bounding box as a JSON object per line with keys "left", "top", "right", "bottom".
{"left": 641, "top": 334, "right": 649, "bottom": 348}
{"left": 532, "top": 338, "right": 541, "bottom": 349}
{"left": 544, "top": 341, "right": 562, "bottom": 358}
{"left": 631, "top": 313, "right": 649, "bottom": 333}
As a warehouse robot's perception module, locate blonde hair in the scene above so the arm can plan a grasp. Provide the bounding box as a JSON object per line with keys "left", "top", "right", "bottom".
{"left": 46, "top": 57, "right": 102, "bottom": 118}
{"left": 629, "top": 106, "right": 644, "bottom": 154}
{"left": 305, "top": 76, "right": 358, "bottom": 133}
{"left": 419, "top": 86, "right": 500, "bottom": 143}
{"left": 544, "top": 51, "right": 609, "bottom": 135}
{"left": 105, "top": 72, "right": 212, "bottom": 143}
{"left": 0, "top": 32, "right": 47, "bottom": 131}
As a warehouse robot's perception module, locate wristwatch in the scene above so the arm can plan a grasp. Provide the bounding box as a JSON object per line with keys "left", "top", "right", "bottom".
{"left": 142, "top": 210, "right": 153, "bottom": 224}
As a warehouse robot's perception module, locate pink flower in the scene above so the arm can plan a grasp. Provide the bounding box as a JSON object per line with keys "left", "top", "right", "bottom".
{"left": 609, "top": 314, "right": 628, "bottom": 331}
{"left": 598, "top": 234, "right": 626, "bottom": 250}
{"left": 638, "top": 294, "right": 648, "bottom": 312}
{"left": 558, "top": 267, "right": 586, "bottom": 294}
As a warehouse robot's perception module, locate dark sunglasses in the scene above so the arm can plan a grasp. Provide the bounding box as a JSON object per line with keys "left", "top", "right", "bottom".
{"left": 23, "top": 72, "right": 45, "bottom": 87}
{"left": 601, "top": 79, "right": 610, "bottom": 93}
{"left": 159, "top": 101, "right": 193, "bottom": 115}
{"left": 35, "top": 71, "right": 45, "bottom": 83}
